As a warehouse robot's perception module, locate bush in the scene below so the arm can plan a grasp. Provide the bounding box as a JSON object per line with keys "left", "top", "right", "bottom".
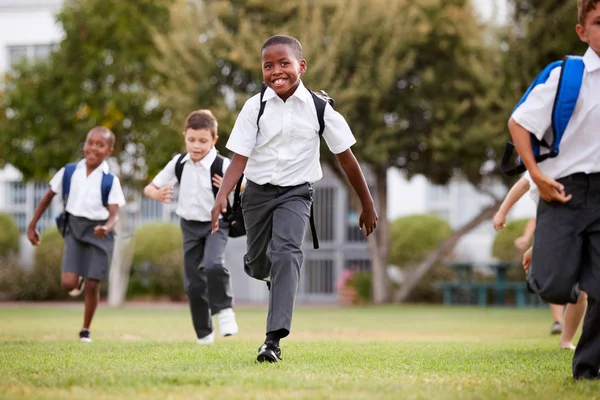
{"left": 492, "top": 218, "right": 531, "bottom": 262}
{"left": 389, "top": 214, "right": 453, "bottom": 303}
{"left": 0, "top": 212, "right": 20, "bottom": 257}
{"left": 347, "top": 270, "right": 372, "bottom": 304}
{"left": 0, "top": 255, "right": 27, "bottom": 301}
{"left": 128, "top": 223, "right": 184, "bottom": 301}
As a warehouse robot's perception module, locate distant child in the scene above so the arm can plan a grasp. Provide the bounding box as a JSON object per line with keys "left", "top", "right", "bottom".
{"left": 211, "top": 35, "right": 378, "bottom": 362}
{"left": 493, "top": 174, "right": 587, "bottom": 349}
{"left": 144, "top": 110, "right": 239, "bottom": 344}
{"left": 507, "top": 0, "right": 600, "bottom": 378}
{"left": 27, "top": 126, "right": 126, "bottom": 342}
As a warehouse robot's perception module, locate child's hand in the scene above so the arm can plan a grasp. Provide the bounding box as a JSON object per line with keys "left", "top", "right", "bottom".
{"left": 27, "top": 225, "right": 40, "bottom": 246}
{"left": 359, "top": 203, "right": 378, "bottom": 237}
{"left": 522, "top": 246, "right": 533, "bottom": 272}
{"left": 212, "top": 174, "right": 223, "bottom": 189}
{"left": 514, "top": 235, "right": 530, "bottom": 251}
{"left": 211, "top": 194, "right": 228, "bottom": 233}
{"left": 493, "top": 212, "right": 506, "bottom": 231}
{"left": 157, "top": 185, "right": 174, "bottom": 204}
{"left": 534, "top": 174, "right": 572, "bottom": 203}
{"left": 94, "top": 225, "right": 108, "bottom": 238}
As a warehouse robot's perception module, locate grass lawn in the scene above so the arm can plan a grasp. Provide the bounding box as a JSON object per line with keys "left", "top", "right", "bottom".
{"left": 1, "top": 304, "right": 599, "bottom": 399}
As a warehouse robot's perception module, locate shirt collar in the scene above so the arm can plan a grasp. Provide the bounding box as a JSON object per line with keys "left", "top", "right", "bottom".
{"left": 77, "top": 159, "right": 109, "bottom": 174}
{"left": 180, "top": 147, "right": 217, "bottom": 169}
{"left": 583, "top": 47, "right": 600, "bottom": 73}
{"left": 261, "top": 80, "right": 310, "bottom": 103}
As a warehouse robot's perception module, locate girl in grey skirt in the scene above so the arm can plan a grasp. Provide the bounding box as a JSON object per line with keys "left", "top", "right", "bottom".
{"left": 27, "top": 127, "right": 126, "bottom": 342}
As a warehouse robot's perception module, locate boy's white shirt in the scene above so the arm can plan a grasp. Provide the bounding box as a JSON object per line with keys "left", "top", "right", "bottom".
{"left": 152, "top": 147, "right": 230, "bottom": 222}
{"left": 226, "top": 80, "right": 356, "bottom": 186}
{"left": 511, "top": 47, "right": 600, "bottom": 181}
{"left": 522, "top": 171, "right": 540, "bottom": 206}
{"left": 50, "top": 159, "right": 126, "bottom": 221}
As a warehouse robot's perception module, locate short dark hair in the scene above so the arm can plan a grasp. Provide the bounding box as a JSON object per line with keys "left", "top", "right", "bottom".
{"left": 184, "top": 109, "right": 218, "bottom": 138}
{"left": 88, "top": 126, "right": 115, "bottom": 148}
{"left": 261, "top": 35, "right": 303, "bottom": 61}
{"left": 578, "top": 0, "right": 600, "bottom": 25}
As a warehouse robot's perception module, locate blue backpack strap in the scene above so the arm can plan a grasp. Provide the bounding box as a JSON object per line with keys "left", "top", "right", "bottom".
{"left": 551, "top": 56, "right": 585, "bottom": 157}
{"left": 101, "top": 172, "right": 114, "bottom": 208}
{"left": 61, "top": 163, "right": 77, "bottom": 202}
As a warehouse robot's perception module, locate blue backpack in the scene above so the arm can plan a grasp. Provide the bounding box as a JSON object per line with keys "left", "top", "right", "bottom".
{"left": 501, "top": 56, "right": 585, "bottom": 176}
{"left": 55, "top": 162, "right": 114, "bottom": 236}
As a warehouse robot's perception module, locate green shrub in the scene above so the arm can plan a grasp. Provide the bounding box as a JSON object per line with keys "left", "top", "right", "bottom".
{"left": 492, "top": 218, "right": 531, "bottom": 262}
{"left": 0, "top": 255, "right": 27, "bottom": 301}
{"left": 128, "top": 223, "right": 184, "bottom": 300}
{"left": 0, "top": 212, "right": 20, "bottom": 257}
{"left": 347, "top": 270, "right": 372, "bottom": 304}
{"left": 389, "top": 214, "right": 453, "bottom": 303}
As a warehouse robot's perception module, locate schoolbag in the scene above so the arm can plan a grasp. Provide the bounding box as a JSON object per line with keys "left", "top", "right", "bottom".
{"left": 501, "top": 56, "right": 585, "bottom": 176}
{"left": 256, "top": 83, "right": 334, "bottom": 249}
{"left": 174, "top": 153, "right": 245, "bottom": 238}
{"left": 55, "top": 162, "right": 114, "bottom": 236}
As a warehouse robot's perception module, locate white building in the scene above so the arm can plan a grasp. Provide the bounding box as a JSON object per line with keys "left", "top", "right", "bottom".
{"left": 0, "top": 0, "right": 530, "bottom": 302}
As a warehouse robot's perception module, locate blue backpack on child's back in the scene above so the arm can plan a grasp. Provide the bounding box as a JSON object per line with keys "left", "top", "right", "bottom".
{"left": 55, "top": 162, "right": 114, "bottom": 237}
{"left": 501, "top": 56, "right": 585, "bottom": 176}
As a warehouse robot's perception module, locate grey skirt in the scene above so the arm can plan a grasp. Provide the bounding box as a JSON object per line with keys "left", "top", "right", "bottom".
{"left": 62, "top": 215, "right": 114, "bottom": 281}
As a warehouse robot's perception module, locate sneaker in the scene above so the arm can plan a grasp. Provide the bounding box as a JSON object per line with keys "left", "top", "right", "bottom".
{"left": 257, "top": 340, "right": 281, "bottom": 363}
{"left": 196, "top": 332, "right": 214, "bottom": 345}
{"left": 79, "top": 329, "right": 92, "bottom": 343}
{"left": 560, "top": 343, "right": 576, "bottom": 350}
{"left": 69, "top": 277, "right": 85, "bottom": 297}
{"left": 217, "top": 308, "right": 239, "bottom": 337}
{"left": 550, "top": 322, "right": 563, "bottom": 335}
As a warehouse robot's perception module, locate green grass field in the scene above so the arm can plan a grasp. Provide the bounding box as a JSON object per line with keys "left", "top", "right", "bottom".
{"left": 1, "top": 304, "right": 599, "bottom": 399}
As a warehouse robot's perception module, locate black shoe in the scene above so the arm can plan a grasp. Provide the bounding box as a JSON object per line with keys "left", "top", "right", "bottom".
{"left": 257, "top": 340, "right": 281, "bottom": 363}
{"left": 79, "top": 328, "right": 92, "bottom": 343}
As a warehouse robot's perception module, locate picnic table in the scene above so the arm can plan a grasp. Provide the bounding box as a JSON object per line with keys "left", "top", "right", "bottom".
{"left": 438, "top": 262, "right": 540, "bottom": 307}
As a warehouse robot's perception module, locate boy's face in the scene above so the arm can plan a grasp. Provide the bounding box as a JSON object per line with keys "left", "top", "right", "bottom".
{"left": 184, "top": 128, "right": 217, "bottom": 162}
{"left": 83, "top": 130, "right": 113, "bottom": 168}
{"left": 262, "top": 44, "right": 307, "bottom": 101}
{"left": 577, "top": 4, "right": 600, "bottom": 55}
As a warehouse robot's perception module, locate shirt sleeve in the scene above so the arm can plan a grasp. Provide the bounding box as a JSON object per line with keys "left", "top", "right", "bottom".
{"left": 226, "top": 96, "right": 260, "bottom": 157}
{"left": 49, "top": 167, "right": 65, "bottom": 194}
{"left": 322, "top": 103, "right": 357, "bottom": 154}
{"left": 108, "top": 176, "right": 126, "bottom": 207}
{"left": 511, "top": 67, "right": 561, "bottom": 141}
{"left": 152, "top": 155, "right": 179, "bottom": 188}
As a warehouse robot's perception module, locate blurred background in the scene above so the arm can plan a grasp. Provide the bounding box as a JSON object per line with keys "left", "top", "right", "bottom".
{"left": 0, "top": 0, "right": 587, "bottom": 307}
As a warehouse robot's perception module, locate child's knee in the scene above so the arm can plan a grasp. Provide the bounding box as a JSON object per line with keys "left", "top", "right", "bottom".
{"left": 85, "top": 279, "right": 100, "bottom": 293}
{"left": 61, "top": 276, "right": 78, "bottom": 291}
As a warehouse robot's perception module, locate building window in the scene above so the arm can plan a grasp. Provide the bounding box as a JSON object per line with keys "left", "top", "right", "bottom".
{"left": 308, "top": 186, "right": 335, "bottom": 244}
{"left": 8, "top": 182, "right": 26, "bottom": 205}
{"left": 345, "top": 258, "right": 371, "bottom": 272}
{"left": 7, "top": 43, "right": 54, "bottom": 67}
{"left": 304, "top": 259, "right": 335, "bottom": 294}
{"left": 10, "top": 212, "right": 27, "bottom": 234}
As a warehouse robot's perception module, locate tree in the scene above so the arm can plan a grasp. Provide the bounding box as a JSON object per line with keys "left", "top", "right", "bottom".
{"left": 0, "top": 0, "right": 177, "bottom": 181}
{"left": 157, "top": 0, "right": 504, "bottom": 303}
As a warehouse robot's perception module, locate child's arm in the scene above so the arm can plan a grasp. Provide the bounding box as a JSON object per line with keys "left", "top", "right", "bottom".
{"left": 27, "top": 189, "right": 56, "bottom": 246}
{"left": 94, "top": 204, "right": 119, "bottom": 238}
{"left": 335, "top": 149, "right": 378, "bottom": 236}
{"left": 211, "top": 153, "right": 248, "bottom": 233}
{"left": 143, "top": 183, "right": 174, "bottom": 204}
{"left": 508, "top": 118, "right": 571, "bottom": 203}
{"left": 522, "top": 245, "right": 533, "bottom": 272}
{"left": 493, "top": 177, "right": 530, "bottom": 231}
{"left": 514, "top": 217, "right": 536, "bottom": 251}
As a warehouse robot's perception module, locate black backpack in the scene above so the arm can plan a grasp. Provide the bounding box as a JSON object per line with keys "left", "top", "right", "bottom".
{"left": 175, "top": 153, "right": 245, "bottom": 238}
{"left": 256, "top": 83, "right": 334, "bottom": 249}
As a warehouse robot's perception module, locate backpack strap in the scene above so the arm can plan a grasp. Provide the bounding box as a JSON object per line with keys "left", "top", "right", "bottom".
{"left": 175, "top": 152, "right": 188, "bottom": 184}
{"left": 256, "top": 83, "right": 269, "bottom": 129}
{"left": 61, "top": 163, "right": 77, "bottom": 203}
{"left": 500, "top": 58, "right": 583, "bottom": 176}
{"left": 101, "top": 173, "right": 114, "bottom": 208}
{"left": 308, "top": 89, "right": 329, "bottom": 137}
{"left": 210, "top": 154, "right": 225, "bottom": 198}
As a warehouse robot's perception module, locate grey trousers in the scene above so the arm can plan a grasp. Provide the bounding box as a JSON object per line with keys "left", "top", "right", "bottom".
{"left": 529, "top": 172, "right": 600, "bottom": 379}
{"left": 242, "top": 181, "right": 312, "bottom": 338}
{"left": 180, "top": 218, "right": 233, "bottom": 339}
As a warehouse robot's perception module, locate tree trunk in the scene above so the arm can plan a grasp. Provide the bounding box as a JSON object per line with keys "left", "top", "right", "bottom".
{"left": 107, "top": 208, "right": 135, "bottom": 307}
{"left": 370, "top": 167, "right": 389, "bottom": 304}
{"left": 392, "top": 199, "right": 502, "bottom": 303}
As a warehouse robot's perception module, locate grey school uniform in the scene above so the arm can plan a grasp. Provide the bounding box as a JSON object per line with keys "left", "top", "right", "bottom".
{"left": 152, "top": 149, "right": 234, "bottom": 339}
{"left": 49, "top": 160, "right": 126, "bottom": 282}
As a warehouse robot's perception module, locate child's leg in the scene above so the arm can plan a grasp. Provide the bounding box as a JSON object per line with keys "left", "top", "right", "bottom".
{"left": 83, "top": 279, "right": 101, "bottom": 329}
{"left": 550, "top": 304, "right": 564, "bottom": 324}
{"left": 573, "top": 296, "right": 600, "bottom": 378}
{"left": 266, "top": 185, "right": 311, "bottom": 339}
{"left": 61, "top": 271, "right": 80, "bottom": 291}
{"left": 204, "top": 220, "right": 233, "bottom": 315}
{"left": 180, "top": 219, "right": 212, "bottom": 339}
{"left": 561, "top": 291, "right": 587, "bottom": 349}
